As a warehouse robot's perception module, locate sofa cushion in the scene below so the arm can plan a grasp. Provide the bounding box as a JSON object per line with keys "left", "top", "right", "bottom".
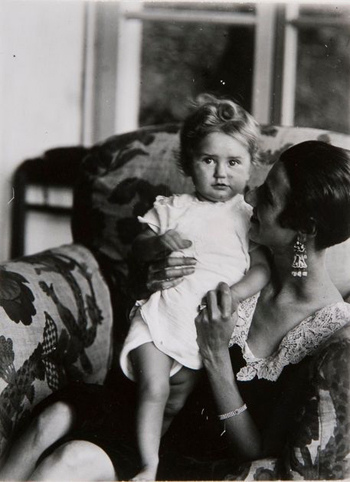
{"left": 0, "top": 244, "right": 113, "bottom": 459}
{"left": 72, "top": 124, "right": 350, "bottom": 300}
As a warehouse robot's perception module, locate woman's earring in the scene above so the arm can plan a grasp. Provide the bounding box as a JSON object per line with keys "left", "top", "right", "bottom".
{"left": 291, "top": 235, "right": 308, "bottom": 277}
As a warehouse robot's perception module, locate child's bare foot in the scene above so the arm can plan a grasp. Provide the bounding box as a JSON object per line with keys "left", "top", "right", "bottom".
{"left": 131, "top": 465, "right": 158, "bottom": 481}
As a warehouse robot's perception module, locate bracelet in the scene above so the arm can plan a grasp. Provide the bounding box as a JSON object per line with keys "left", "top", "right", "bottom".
{"left": 218, "top": 404, "right": 247, "bottom": 421}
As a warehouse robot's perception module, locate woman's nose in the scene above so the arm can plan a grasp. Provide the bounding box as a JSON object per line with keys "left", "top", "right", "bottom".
{"left": 244, "top": 187, "right": 257, "bottom": 206}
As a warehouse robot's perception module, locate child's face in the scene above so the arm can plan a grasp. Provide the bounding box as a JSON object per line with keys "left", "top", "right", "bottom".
{"left": 191, "top": 131, "right": 251, "bottom": 203}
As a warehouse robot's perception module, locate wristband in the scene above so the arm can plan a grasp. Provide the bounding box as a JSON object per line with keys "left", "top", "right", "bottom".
{"left": 218, "top": 403, "right": 247, "bottom": 421}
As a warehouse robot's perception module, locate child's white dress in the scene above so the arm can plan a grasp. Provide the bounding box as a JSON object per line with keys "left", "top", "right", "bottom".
{"left": 120, "top": 193, "right": 252, "bottom": 380}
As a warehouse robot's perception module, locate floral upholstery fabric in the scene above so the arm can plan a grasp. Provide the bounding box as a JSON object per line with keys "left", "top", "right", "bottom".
{"left": 0, "top": 244, "right": 113, "bottom": 459}
{"left": 72, "top": 124, "right": 350, "bottom": 300}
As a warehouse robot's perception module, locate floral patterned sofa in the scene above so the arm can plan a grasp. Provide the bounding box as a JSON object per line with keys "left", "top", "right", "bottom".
{"left": 1, "top": 124, "right": 350, "bottom": 480}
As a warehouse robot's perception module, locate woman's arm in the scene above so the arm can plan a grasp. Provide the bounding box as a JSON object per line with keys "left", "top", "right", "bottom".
{"left": 195, "top": 283, "right": 264, "bottom": 461}
{"left": 229, "top": 246, "right": 271, "bottom": 312}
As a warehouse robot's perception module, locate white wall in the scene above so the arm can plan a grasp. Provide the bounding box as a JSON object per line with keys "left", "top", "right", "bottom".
{"left": 0, "top": 0, "right": 87, "bottom": 261}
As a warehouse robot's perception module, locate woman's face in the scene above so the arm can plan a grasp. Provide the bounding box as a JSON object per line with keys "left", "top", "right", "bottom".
{"left": 245, "top": 162, "right": 296, "bottom": 248}
{"left": 191, "top": 132, "right": 251, "bottom": 203}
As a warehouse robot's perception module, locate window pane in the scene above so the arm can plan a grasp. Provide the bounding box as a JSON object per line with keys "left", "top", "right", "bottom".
{"left": 295, "top": 6, "right": 350, "bottom": 133}
{"left": 139, "top": 20, "right": 254, "bottom": 126}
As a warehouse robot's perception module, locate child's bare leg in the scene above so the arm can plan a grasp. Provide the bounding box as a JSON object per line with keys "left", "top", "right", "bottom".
{"left": 130, "top": 342, "right": 173, "bottom": 481}
{"left": 0, "top": 401, "right": 75, "bottom": 481}
{"left": 162, "top": 367, "right": 200, "bottom": 436}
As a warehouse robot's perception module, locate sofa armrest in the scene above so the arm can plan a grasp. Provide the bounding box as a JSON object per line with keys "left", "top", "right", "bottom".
{"left": 0, "top": 244, "right": 113, "bottom": 460}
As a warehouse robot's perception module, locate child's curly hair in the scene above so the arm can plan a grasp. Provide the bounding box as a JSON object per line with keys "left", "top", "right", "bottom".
{"left": 179, "top": 94, "right": 260, "bottom": 176}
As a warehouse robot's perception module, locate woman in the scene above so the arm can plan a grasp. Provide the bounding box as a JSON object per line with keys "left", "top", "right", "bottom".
{"left": 1, "top": 140, "right": 350, "bottom": 480}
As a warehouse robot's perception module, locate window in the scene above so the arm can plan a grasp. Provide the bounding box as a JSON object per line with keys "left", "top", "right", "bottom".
{"left": 113, "top": 2, "right": 275, "bottom": 132}
{"left": 282, "top": 3, "right": 350, "bottom": 132}
{"left": 139, "top": 2, "right": 257, "bottom": 125}
{"left": 92, "top": 2, "right": 350, "bottom": 136}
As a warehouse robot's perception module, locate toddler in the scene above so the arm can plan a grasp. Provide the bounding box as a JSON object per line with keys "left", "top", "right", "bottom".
{"left": 119, "top": 95, "right": 270, "bottom": 480}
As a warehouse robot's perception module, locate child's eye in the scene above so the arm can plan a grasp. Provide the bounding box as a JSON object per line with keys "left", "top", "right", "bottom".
{"left": 228, "top": 159, "right": 239, "bottom": 167}
{"left": 202, "top": 157, "right": 214, "bottom": 164}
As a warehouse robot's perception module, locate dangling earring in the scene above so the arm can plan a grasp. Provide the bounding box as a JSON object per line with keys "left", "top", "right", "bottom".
{"left": 291, "top": 235, "right": 308, "bottom": 277}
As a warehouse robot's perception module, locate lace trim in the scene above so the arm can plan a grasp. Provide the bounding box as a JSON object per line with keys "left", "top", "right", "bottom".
{"left": 229, "top": 294, "right": 350, "bottom": 382}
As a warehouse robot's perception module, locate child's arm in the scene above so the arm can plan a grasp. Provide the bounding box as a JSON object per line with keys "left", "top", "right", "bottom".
{"left": 229, "top": 245, "right": 271, "bottom": 312}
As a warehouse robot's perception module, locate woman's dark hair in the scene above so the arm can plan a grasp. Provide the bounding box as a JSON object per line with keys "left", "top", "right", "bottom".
{"left": 179, "top": 94, "right": 260, "bottom": 176}
{"left": 279, "top": 140, "right": 350, "bottom": 249}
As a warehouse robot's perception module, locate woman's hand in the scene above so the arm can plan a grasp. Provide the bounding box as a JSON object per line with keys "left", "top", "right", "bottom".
{"left": 138, "top": 229, "right": 196, "bottom": 292}
{"left": 195, "top": 283, "right": 238, "bottom": 362}
{"left": 146, "top": 255, "right": 196, "bottom": 291}
{"left": 134, "top": 228, "right": 193, "bottom": 262}
{"left": 156, "top": 229, "right": 192, "bottom": 256}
